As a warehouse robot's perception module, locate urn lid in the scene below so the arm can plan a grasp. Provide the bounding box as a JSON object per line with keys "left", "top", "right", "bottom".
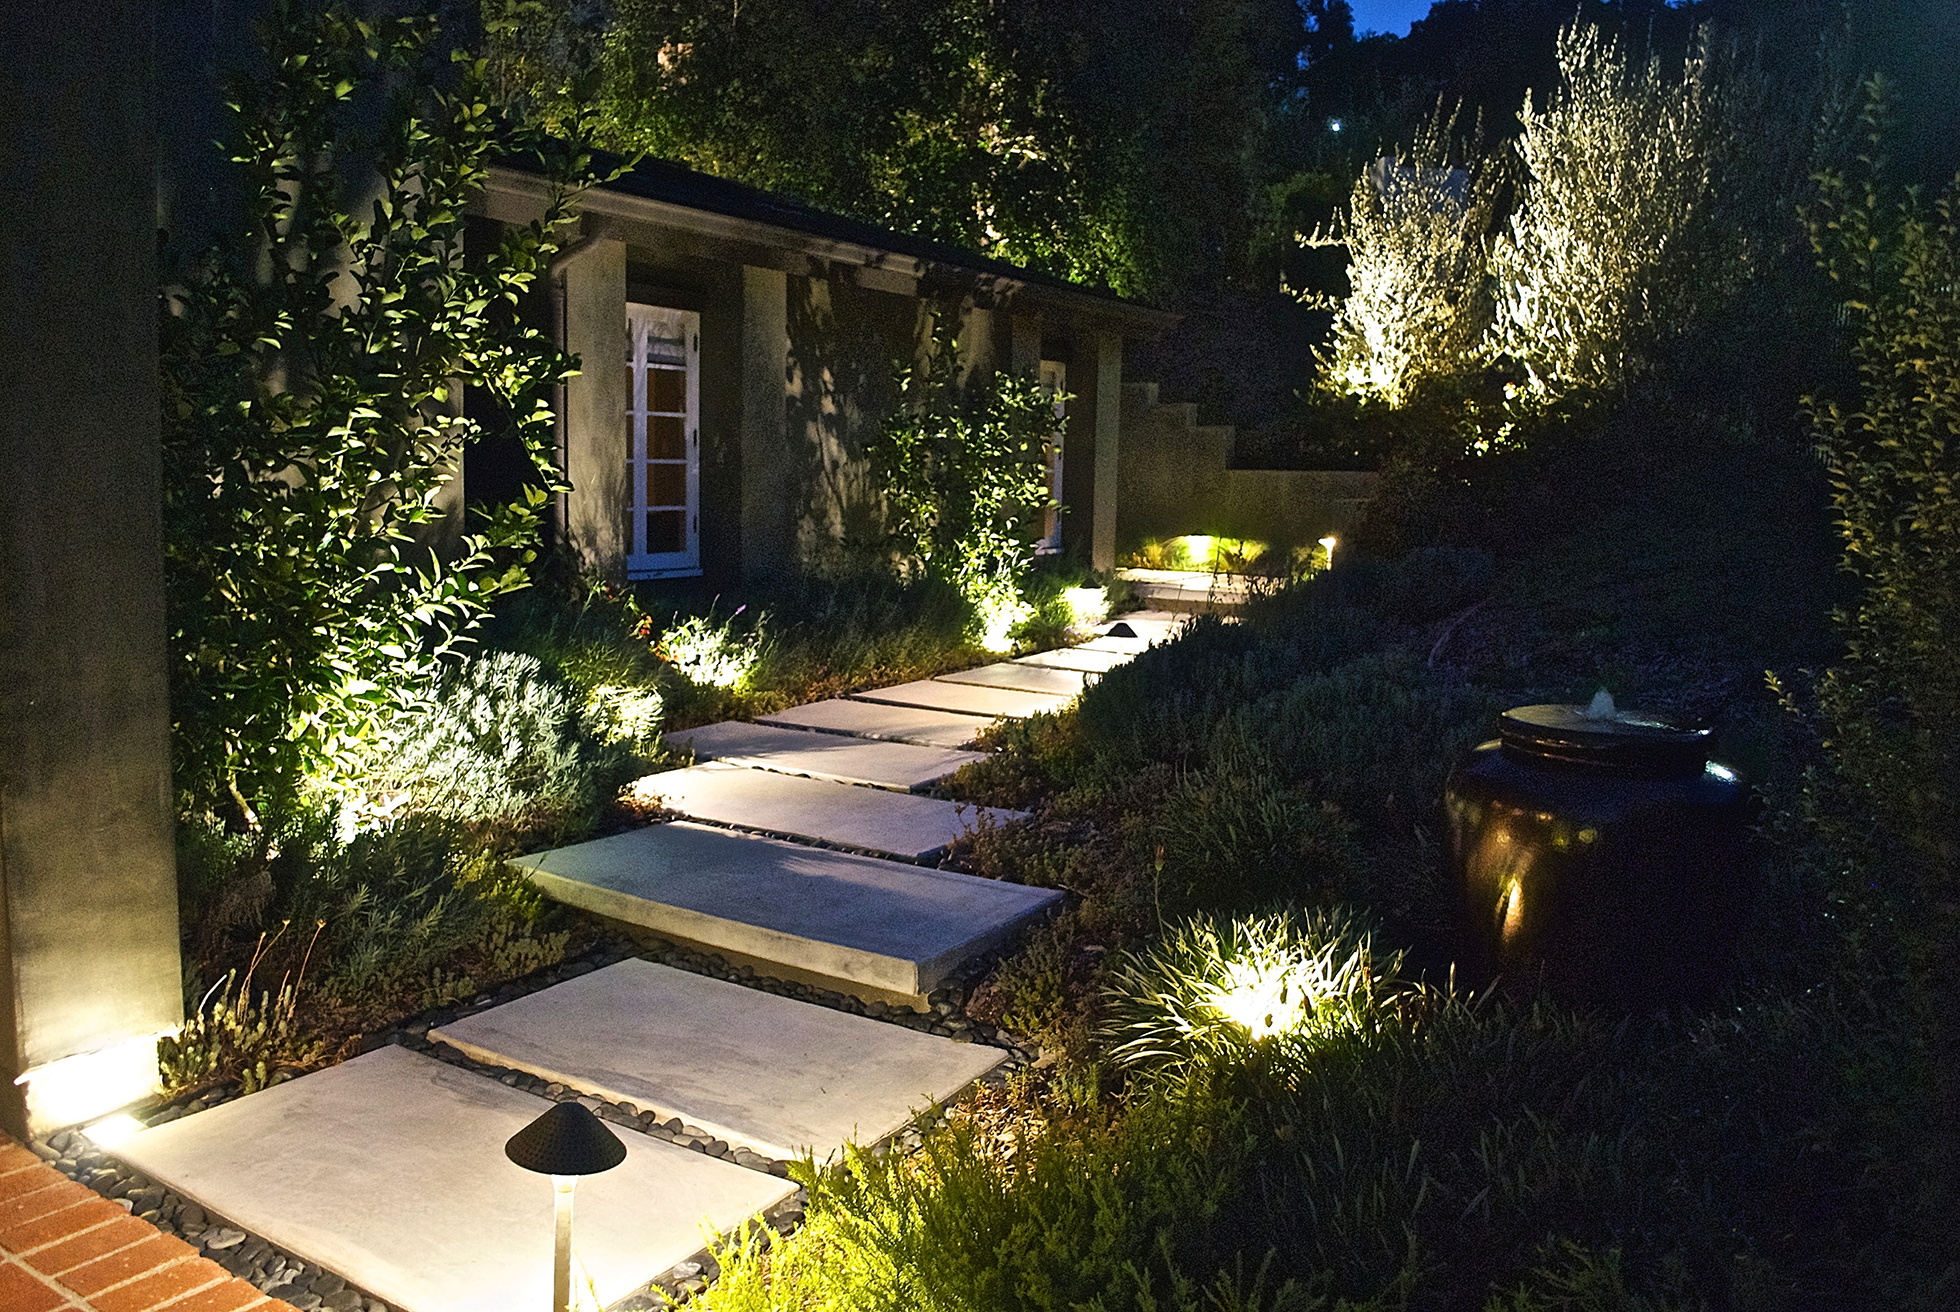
{"left": 1499, "top": 692, "right": 1711, "bottom": 774}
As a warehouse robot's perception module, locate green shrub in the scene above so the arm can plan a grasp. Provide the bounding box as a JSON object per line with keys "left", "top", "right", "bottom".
{"left": 346, "top": 651, "right": 631, "bottom": 844}
{"left": 1102, "top": 908, "right": 1401, "bottom": 1093}
{"left": 1142, "top": 767, "right": 1362, "bottom": 914}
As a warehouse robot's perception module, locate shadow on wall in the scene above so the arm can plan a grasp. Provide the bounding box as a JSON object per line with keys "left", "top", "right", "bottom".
{"left": 785, "top": 274, "right": 920, "bottom": 573}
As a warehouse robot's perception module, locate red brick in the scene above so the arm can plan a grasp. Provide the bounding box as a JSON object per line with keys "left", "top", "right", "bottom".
{"left": 0, "top": 1166, "right": 65, "bottom": 1204}
{"left": 61, "top": 1235, "right": 199, "bottom": 1296}
{"left": 0, "top": 1261, "right": 71, "bottom": 1312}
{"left": 0, "top": 1179, "right": 94, "bottom": 1234}
{"left": 82, "top": 1259, "right": 223, "bottom": 1312}
{"left": 0, "top": 1143, "right": 46, "bottom": 1175}
{"left": 0, "top": 1198, "right": 127, "bottom": 1252}
{"left": 24, "top": 1214, "right": 153, "bottom": 1276}
{"left": 158, "top": 1277, "right": 273, "bottom": 1312}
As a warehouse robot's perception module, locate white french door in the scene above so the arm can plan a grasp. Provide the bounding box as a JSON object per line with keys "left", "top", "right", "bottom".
{"left": 626, "top": 304, "right": 701, "bottom": 578}
{"left": 1037, "top": 359, "right": 1067, "bottom": 554}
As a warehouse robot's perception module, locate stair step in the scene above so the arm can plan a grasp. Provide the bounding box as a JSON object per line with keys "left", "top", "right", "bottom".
{"left": 664, "top": 720, "right": 984, "bottom": 791}
{"left": 113, "top": 1046, "right": 790, "bottom": 1312}
{"left": 628, "top": 762, "right": 1019, "bottom": 862}
{"left": 757, "top": 697, "right": 999, "bottom": 748}
{"left": 430, "top": 960, "right": 1004, "bottom": 1162}
{"left": 512, "top": 821, "right": 1058, "bottom": 998}
{"left": 851, "top": 678, "right": 1075, "bottom": 720}
{"left": 934, "top": 661, "right": 1092, "bottom": 697}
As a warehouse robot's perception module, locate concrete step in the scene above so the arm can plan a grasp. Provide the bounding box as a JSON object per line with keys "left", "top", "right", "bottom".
{"left": 512, "top": 821, "right": 1058, "bottom": 1001}
{"left": 934, "top": 661, "right": 1092, "bottom": 697}
{"left": 629, "top": 762, "right": 1018, "bottom": 862}
{"left": 756, "top": 697, "right": 998, "bottom": 748}
{"left": 112, "top": 1046, "right": 791, "bottom": 1312}
{"left": 1015, "top": 646, "right": 1132, "bottom": 673}
{"left": 664, "top": 720, "right": 984, "bottom": 792}
{"left": 851, "top": 678, "right": 1075, "bottom": 720}
{"left": 431, "top": 960, "right": 1003, "bottom": 1162}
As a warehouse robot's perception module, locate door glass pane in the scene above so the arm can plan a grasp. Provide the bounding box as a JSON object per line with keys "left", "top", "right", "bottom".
{"left": 649, "top": 366, "right": 686, "bottom": 413}
{"left": 648, "top": 462, "right": 686, "bottom": 508}
{"left": 647, "top": 509, "right": 686, "bottom": 554}
{"left": 649, "top": 415, "right": 685, "bottom": 460}
{"left": 647, "top": 330, "right": 687, "bottom": 366}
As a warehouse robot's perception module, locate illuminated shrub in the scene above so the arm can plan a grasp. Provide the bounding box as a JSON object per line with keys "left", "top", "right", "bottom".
{"left": 1484, "top": 23, "right": 1712, "bottom": 404}
{"left": 1102, "top": 907, "right": 1403, "bottom": 1090}
{"left": 655, "top": 610, "right": 768, "bottom": 690}
{"left": 1305, "top": 112, "right": 1496, "bottom": 409}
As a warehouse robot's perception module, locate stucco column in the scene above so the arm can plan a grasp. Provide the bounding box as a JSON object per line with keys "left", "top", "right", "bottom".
{"left": 739, "top": 266, "right": 793, "bottom": 579}
{"left": 0, "top": 0, "right": 185, "bottom": 1137}
{"left": 1065, "top": 329, "right": 1124, "bottom": 571}
{"left": 558, "top": 238, "right": 629, "bottom": 579}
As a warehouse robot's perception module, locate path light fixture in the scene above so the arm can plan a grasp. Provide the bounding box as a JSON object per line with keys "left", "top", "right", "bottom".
{"left": 506, "top": 1101, "right": 627, "bottom": 1312}
{"left": 1318, "top": 535, "right": 1338, "bottom": 570}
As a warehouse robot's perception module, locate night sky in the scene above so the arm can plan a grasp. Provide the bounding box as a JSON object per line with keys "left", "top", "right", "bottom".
{"left": 1347, "top": 0, "right": 1432, "bottom": 36}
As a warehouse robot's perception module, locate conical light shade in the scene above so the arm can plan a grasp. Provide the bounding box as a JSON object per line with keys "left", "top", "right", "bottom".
{"left": 1105, "top": 621, "right": 1137, "bottom": 638}
{"left": 505, "top": 1100, "right": 627, "bottom": 1176}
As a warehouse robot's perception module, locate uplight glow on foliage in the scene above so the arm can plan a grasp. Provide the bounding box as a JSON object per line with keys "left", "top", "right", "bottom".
{"left": 1302, "top": 110, "right": 1494, "bottom": 409}
{"left": 656, "top": 611, "right": 766, "bottom": 690}
{"left": 1485, "top": 23, "right": 1711, "bottom": 404}
{"left": 1103, "top": 907, "right": 1402, "bottom": 1088}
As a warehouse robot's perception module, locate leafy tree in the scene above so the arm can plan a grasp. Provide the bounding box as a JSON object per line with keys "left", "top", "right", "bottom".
{"left": 485, "top": 0, "right": 1304, "bottom": 297}
{"left": 1483, "top": 22, "right": 1712, "bottom": 405}
{"left": 1803, "top": 80, "right": 1960, "bottom": 1256}
{"left": 869, "top": 316, "right": 1059, "bottom": 647}
{"left": 161, "top": 0, "right": 597, "bottom": 820}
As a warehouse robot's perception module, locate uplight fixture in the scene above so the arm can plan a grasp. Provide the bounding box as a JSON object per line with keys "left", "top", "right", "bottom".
{"left": 1319, "top": 535, "right": 1338, "bottom": 569}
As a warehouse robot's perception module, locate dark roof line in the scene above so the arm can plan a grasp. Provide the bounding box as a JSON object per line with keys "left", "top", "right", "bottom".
{"left": 513, "top": 147, "right": 1165, "bottom": 317}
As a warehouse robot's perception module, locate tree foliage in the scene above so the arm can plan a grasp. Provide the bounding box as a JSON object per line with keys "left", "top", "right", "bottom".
{"left": 1484, "top": 23, "right": 1712, "bottom": 404}
{"left": 484, "top": 0, "right": 1305, "bottom": 297}
{"left": 868, "top": 316, "right": 1058, "bottom": 643}
{"left": 160, "top": 0, "right": 596, "bottom": 817}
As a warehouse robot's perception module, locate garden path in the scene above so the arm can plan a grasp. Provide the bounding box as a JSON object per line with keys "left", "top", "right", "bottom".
{"left": 94, "top": 615, "right": 1181, "bottom": 1312}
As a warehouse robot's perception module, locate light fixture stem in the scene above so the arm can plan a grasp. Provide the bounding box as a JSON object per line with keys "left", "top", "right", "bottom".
{"left": 552, "top": 1176, "right": 577, "bottom": 1312}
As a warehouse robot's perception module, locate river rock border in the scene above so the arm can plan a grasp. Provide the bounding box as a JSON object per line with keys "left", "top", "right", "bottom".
{"left": 31, "top": 931, "right": 1037, "bottom": 1310}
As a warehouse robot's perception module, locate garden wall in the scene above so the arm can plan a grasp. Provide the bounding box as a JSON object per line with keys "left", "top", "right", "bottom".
{"left": 1116, "top": 382, "right": 1378, "bottom": 552}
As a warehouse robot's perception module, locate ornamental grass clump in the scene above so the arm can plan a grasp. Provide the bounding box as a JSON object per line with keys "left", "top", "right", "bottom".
{"left": 1102, "top": 907, "right": 1403, "bottom": 1092}
{"left": 655, "top": 608, "right": 768, "bottom": 691}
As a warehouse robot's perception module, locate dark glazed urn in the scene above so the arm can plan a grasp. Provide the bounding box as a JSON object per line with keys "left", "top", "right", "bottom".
{"left": 1445, "top": 699, "right": 1755, "bottom": 1007}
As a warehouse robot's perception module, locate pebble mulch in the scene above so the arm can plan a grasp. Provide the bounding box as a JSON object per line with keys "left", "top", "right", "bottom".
{"left": 29, "top": 930, "right": 1039, "bottom": 1310}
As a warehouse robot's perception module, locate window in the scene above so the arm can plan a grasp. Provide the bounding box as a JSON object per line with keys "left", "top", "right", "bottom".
{"left": 626, "top": 304, "right": 701, "bottom": 578}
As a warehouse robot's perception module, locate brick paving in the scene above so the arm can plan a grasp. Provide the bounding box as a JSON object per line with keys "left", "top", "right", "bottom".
{"left": 0, "top": 1135, "right": 296, "bottom": 1312}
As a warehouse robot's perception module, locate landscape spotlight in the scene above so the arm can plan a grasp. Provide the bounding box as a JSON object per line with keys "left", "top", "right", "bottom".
{"left": 1319, "top": 535, "right": 1338, "bottom": 569}
{"left": 506, "top": 1101, "right": 627, "bottom": 1312}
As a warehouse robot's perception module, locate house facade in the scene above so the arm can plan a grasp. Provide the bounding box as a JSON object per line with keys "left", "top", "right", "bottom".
{"left": 475, "top": 159, "right": 1180, "bottom": 586}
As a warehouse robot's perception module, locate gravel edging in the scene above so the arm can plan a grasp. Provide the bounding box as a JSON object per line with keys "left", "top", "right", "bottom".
{"left": 34, "top": 932, "right": 1041, "bottom": 1309}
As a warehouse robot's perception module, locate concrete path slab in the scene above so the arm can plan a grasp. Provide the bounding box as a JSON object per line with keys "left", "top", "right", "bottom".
{"left": 1078, "top": 634, "right": 1154, "bottom": 656}
{"left": 1099, "top": 610, "right": 1189, "bottom": 643}
{"left": 112, "top": 1046, "right": 790, "bottom": 1312}
{"left": 757, "top": 698, "right": 997, "bottom": 749}
{"left": 431, "top": 960, "right": 1002, "bottom": 1163}
{"left": 630, "top": 763, "right": 1018, "bottom": 862}
{"left": 514, "top": 822, "right": 1057, "bottom": 997}
{"left": 1015, "top": 646, "right": 1132, "bottom": 673}
{"left": 934, "top": 662, "right": 1092, "bottom": 697}
{"left": 851, "top": 679, "right": 1075, "bottom": 720}
{"left": 664, "top": 721, "right": 984, "bottom": 792}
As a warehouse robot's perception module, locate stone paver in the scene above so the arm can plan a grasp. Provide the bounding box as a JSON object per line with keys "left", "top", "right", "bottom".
{"left": 850, "top": 679, "right": 1075, "bottom": 720}
{"left": 1014, "top": 646, "right": 1131, "bottom": 673}
{"left": 756, "top": 698, "right": 998, "bottom": 749}
{"left": 111, "top": 1048, "right": 791, "bottom": 1312}
{"left": 0, "top": 1137, "right": 296, "bottom": 1312}
{"left": 432, "top": 960, "right": 1003, "bottom": 1162}
{"left": 663, "top": 721, "right": 984, "bottom": 792}
{"left": 932, "top": 662, "right": 1091, "bottom": 697}
{"left": 512, "top": 822, "right": 1058, "bottom": 997}
{"left": 1077, "top": 635, "right": 1153, "bottom": 656}
{"left": 631, "top": 762, "right": 1019, "bottom": 862}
